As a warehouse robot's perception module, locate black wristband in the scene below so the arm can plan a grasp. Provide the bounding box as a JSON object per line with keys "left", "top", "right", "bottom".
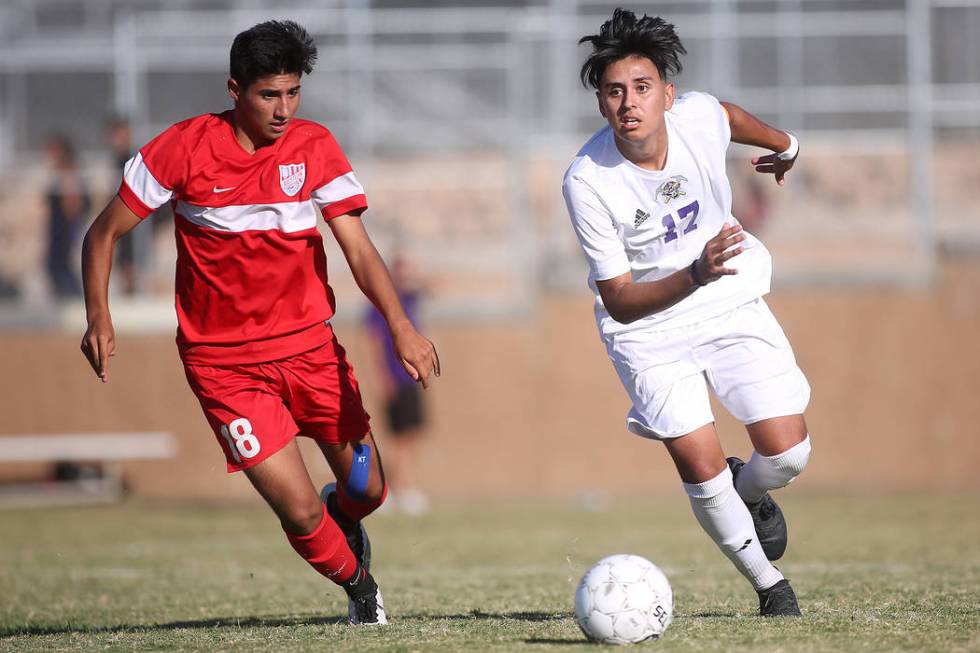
{"left": 690, "top": 260, "right": 707, "bottom": 287}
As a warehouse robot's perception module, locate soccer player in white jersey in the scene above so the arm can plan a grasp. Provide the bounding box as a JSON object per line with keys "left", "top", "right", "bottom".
{"left": 563, "top": 9, "right": 811, "bottom": 616}
{"left": 80, "top": 21, "right": 440, "bottom": 625}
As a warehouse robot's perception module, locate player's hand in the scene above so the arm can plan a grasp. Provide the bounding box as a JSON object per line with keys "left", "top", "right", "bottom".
{"left": 391, "top": 322, "right": 441, "bottom": 389}
{"left": 694, "top": 223, "right": 746, "bottom": 285}
{"left": 751, "top": 149, "right": 797, "bottom": 186}
{"left": 81, "top": 315, "right": 116, "bottom": 383}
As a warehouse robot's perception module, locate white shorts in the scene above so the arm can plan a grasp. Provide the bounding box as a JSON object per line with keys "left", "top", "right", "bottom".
{"left": 605, "top": 298, "right": 810, "bottom": 439}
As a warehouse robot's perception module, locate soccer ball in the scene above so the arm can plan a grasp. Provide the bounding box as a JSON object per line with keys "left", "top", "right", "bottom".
{"left": 574, "top": 554, "right": 673, "bottom": 645}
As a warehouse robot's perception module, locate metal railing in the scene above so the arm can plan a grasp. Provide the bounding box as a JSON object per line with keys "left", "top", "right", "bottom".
{"left": 0, "top": 0, "right": 978, "bottom": 326}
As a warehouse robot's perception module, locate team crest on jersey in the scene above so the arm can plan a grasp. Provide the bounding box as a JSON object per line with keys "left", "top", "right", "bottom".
{"left": 656, "top": 175, "right": 688, "bottom": 204}
{"left": 279, "top": 163, "right": 306, "bottom": 197}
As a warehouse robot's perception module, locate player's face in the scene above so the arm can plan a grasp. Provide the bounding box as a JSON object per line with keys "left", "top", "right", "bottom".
{"left": 597, "top": 56, "right": 674, "bottom": 147}
{"left": 228, "top": 73, "right": 302, "bottom": 149}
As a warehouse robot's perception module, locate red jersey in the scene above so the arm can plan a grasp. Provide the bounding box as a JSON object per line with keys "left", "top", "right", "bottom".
{"left": 119, "top": 111, "right": 367, "bottom": 365}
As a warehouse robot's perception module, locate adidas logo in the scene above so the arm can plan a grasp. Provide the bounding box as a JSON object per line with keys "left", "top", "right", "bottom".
{"left": 634, "top": 208, "right": 651, "bottom": 228}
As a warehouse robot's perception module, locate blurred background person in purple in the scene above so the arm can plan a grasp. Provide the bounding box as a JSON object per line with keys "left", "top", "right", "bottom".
{"left": 43, "top": 133, "right": 90, "bottom": 299}
{"left": 364, "top": 253, "right": 431, "bottom": 515}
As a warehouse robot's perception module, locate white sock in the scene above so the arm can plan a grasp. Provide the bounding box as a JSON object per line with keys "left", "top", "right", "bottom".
{"left": 735, "top": 435, "right": 811, "bottom": 504}
{"left": 683, "top": 466, "right": 784, "bottom": 591}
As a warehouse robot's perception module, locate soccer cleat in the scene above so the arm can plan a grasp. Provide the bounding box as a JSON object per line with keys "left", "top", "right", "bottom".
{"left": 757, "top": 578, "right": 801, "bottom": 617}
{"left": 321, "top": 483, "right": 372, "bottom": 572}
{"left": 727, "top": 457, "right": 788, "bottom": 561}
{"left": 342, "top": 566, "right": 388, "bottom": 625}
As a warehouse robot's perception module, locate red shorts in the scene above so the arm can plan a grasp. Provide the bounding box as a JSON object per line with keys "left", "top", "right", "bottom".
{"left": 183, "top": 336, "right": 372, "bottom": 473}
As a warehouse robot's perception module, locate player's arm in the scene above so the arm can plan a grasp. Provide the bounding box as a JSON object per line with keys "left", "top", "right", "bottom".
{"left": 596, "top": 223, "right": 746, "bottom": 324}
{"left": 328, "top": 214, "right": 441, "bottom": 388}
{"left": 720, "top": 101, "right": 798, "bottom": 186}
{"left": 80, "top": 196, "right": 142, "bottom": 382}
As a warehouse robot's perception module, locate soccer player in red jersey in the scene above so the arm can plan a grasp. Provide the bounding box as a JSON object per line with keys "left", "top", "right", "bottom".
{"left": 80, "top": 20, "right": 439, "bottom": 625}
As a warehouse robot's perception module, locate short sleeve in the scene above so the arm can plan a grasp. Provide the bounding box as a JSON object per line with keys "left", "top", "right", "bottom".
{"left": 309, "top": 130, "right": 368, "bottom": 221}
{"left": 118, "top": 125, "right": 189, "bottom": 219}
{"left": 672, "top": 91, "right": 731, "bottom": 153}
{"left": 563, "top": 175, "right": 630, "bottom": 281}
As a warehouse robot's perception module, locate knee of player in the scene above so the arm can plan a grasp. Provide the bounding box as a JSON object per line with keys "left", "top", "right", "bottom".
{"left": 344, "top": 442, "right": 386, "bottom": 502}
{"left": 682, "top": 466, "right": 736, "bottom": 503}
{"left": 283, "top": 499, "right": 326, "bottom": 535}
{"left": 346, "top": 478, "right": 386, "bottom": 503}
{"left": 773, "top": 434, "right": 811, "bottom": 479}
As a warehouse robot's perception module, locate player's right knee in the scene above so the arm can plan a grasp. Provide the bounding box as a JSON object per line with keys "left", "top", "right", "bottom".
{"left": 682, "top": 465, "right": 734, "bottom": 503}
{"left": 282, "top": 499, "right": 326, "bottom": 536}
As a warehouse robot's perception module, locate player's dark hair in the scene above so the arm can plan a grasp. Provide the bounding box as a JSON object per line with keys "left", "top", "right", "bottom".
{"left": 579, "top": 8, "right": 686, "bottom": 89}
{"left": 230, "top": 20, "right": 318, "bottom": 90}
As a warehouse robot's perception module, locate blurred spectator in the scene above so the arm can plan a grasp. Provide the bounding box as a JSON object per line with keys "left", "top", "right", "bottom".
{"left": 105, "top": 116, "right": 139, "bottom": 294}
{"left": 105, "top": 116, "right": 173, "bottom": 296}
{"left": 0, "top": 278, "right": 18, "bottom": 299}
{"left": 364, "top": 254, "right": 431, "bottom": 515}
{"left": 733, "top": 175, "right": 771, "bottom": 236}
{"left": 43, "top": 134, "right": 90, "bottom": 299}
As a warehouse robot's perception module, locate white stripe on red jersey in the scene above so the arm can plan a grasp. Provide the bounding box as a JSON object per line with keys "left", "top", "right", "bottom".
{"left": 175, "top": 199, "right": 319, "bottom": 233}
{"left": 117, "top": 111, "right": 367, "bottom": 365}
{"left": 122, "top": 152, "right": 174, "bottom": 213}
{"left": 311, "top": 171, "right": 364, "bottom": 212}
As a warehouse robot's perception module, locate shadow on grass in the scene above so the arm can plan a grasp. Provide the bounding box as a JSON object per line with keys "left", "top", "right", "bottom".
{"left": 458, "top": 609, "right": 568, "bottom": 622}
{"left": 0, "top": 610, "right": 569, "bottom": 639}
{"left": 0, "top": 614, "right": 343, "bottom": 639}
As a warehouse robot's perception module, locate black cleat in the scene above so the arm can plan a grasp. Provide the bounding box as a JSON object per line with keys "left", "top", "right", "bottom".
{"left": 728, "top": 457, "right": 788, "bottom": 561}
{"left": 342, "top": 566, "right": 388, "bottom": 625}
{"left": 757, "top": 579, "right": 801, "bottom": 617}
{"left": 322, "top": 483, "right": 372, "bottom": 572}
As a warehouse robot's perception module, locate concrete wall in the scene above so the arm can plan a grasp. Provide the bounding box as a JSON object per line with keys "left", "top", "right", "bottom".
{"left": 2, "top": 260, "right": 978, "bottom": 501}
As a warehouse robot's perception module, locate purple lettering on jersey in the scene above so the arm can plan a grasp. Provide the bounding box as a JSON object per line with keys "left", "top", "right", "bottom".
{"left": 662, "top": 214, "right": 678, "bottom": 242}
{"left": 680, "top": 200, "right": 700, "bottom": 234}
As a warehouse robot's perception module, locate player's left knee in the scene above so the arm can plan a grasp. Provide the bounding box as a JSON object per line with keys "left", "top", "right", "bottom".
{"left": 337, "top": 442, "right": 388, "bottom": 519}
{"left": 769, "top": 434, "right": 811, "bottom": 483}
{"left": 340, "top": 442, "right": 387, "bottom": 505}
{"left": 361, "top": 480, "right": 388, "bottom": 505}
{"left": 344, "top": 478, "right": 386, "bottom": 504}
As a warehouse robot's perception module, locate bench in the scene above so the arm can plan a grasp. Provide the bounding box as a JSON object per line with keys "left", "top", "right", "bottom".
{"left": 0, "top": 432, "right": 177, "bottom": 508}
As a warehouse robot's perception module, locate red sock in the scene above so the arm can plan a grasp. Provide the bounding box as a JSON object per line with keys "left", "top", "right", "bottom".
{"left": 286, "top": 503, "right": 357, "bottom": 584}
{"left": 336, "top": 482, "right": 389, "bottom": 522}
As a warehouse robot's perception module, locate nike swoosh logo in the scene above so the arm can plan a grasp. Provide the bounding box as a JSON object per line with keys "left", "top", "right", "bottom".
{"left": 213, "top": 186, "right": 235, "bottom": 193}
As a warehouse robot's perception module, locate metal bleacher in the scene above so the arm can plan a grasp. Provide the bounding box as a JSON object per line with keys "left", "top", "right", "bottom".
{"left": 1, "top": 0, "right": 979, "bottom": 330}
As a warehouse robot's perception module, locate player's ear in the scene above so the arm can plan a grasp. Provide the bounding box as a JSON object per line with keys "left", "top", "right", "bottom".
{"left": 597, "top": 91, "right": 607, "bottom": 119}
{"left": 227, "top": 78, "right": 241, "bottom": 104}
{"left": 664, "top": 82, "right": 675, "bottom": 111}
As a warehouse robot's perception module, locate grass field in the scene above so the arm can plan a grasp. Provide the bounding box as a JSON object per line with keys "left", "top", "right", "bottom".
{"left": 2, "top": 493, "right": 978, "bottom": 652}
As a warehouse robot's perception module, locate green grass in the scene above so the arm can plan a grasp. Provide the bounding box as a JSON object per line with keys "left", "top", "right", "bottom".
{"left": 1, "top": 493, "right": 978, "bottom": 652}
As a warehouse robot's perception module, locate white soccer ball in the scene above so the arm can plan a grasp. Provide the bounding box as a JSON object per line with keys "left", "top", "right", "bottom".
{"left": 574, "top": 554, "right": 673, "bottom": 645}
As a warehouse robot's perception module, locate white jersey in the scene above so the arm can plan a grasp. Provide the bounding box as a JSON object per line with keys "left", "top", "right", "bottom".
{"left": 563, "top": 91, "right": 772, "bottom": 338}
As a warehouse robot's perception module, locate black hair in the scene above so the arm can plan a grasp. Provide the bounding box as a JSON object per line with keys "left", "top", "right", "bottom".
{"left": 45, "top": 133, "right": 76, "bottom": 164}
{"left": 104, "top": 114, "right": 129, "bottom": 130}
{"left": 230, "top": 20, "right": 318, "bottom": 90}
{"left": 579, "top": 8, "right": 686, "bottom": 89}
